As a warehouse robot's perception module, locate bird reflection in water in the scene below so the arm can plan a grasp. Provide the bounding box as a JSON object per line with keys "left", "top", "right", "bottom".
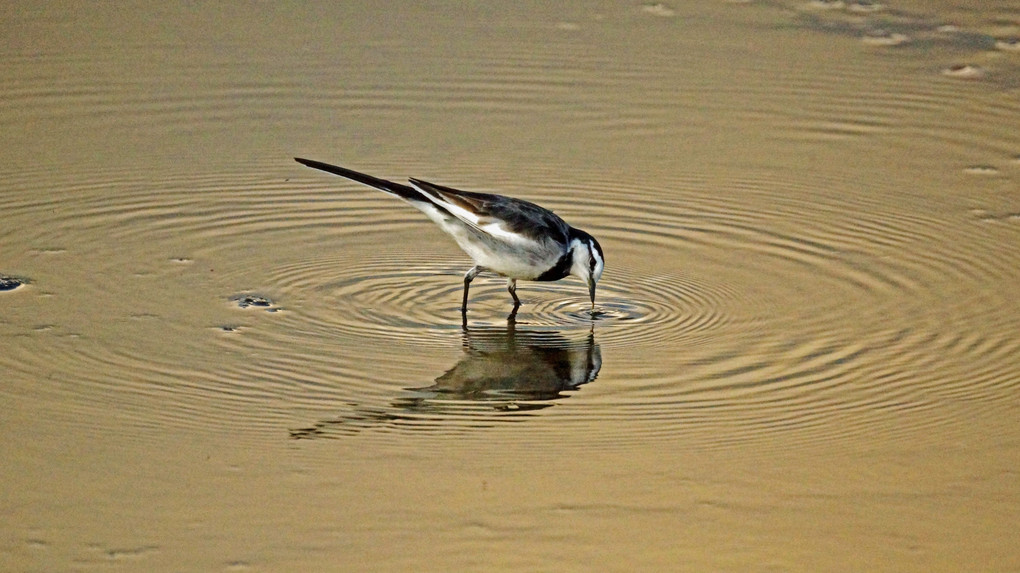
{"left": 289, "top": 322, "right": 601, "bottom": 438}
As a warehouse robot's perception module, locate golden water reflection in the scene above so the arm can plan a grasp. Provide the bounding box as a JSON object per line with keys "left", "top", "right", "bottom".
{"left": 290, "top": 324, "right": 601, "bottom": 438}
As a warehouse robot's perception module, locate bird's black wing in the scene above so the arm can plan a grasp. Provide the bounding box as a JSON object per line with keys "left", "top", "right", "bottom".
{"left": 409, "top": 178, "right": 571, "bottom": 246}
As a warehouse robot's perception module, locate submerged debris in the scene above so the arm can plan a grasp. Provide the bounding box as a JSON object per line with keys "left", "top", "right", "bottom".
{"left": 641, "top": 3, "right": 676, "bottom": 17}
{"left": 942, "top": 64, "right": 986, "bottom": 79}
{"left": 230, "top": 294, "right": 278, "bottom": 310}
{"left": 0, "top": 275, "right": 27, "bottom": 292}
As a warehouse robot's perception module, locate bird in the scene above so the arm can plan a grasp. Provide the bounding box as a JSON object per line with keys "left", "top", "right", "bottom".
{"left": 294, "top": 157, "right": 605, "bottom": 315}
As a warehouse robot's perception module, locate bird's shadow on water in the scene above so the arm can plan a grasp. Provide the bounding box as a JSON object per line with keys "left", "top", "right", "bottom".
{"left": 289, "top": 320, "right": 602, "bottom": 439}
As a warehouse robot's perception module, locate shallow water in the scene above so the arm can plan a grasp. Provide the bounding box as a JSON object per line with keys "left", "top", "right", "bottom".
{"left": 2, "top": 1, "right": 1019, "bottom": 571}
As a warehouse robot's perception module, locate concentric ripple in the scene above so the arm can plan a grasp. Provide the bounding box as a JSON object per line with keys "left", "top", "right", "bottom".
{"left": 4, "top": 154, "right": 1018, "bottom": 452}
{"left": 253, "top": 249, "right": 734, "bottom": 347}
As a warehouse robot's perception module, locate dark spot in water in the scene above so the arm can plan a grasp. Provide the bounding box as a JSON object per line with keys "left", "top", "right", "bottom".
{"left": 795, "top": 3, "right": 1002, "bottom": 56}
{"left": 495, "top": 402, "right": 549, "bottom": 412}
{"left": 996, "top": 38, "right": 1020, "bottom": 52}
{"left": 231, "top": 294, "right": 275, "bottom": 309}
{"left": 846, "top": 1, "right": 883, "bottom": 13}
{"left": 942, "top": 64, "right": 985, "bottom": 79}
{"left": 0, "top": 275, "right": 27, "bottom": 291}
{"left": 103, "top": 545, "right": 159, "bottom": 560}
{"left": 974, "top": 210, "right": 1020, "bottom": 223}
{"left": 861, "top": 29, "right": 909, "bottom": 46}
{"left": 963, "top": 165, "right": 999, "bottom": 175}
{"left": 290, "top": 426, "right": 325, "bottom": 439}
{"left": 806, "top": 0, "right": 845, "bottom": 9}
{"left": 640, "top": 3, "right": 675, "bottom": 17}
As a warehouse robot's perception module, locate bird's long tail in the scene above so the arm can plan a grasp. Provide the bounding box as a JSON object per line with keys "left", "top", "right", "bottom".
{"left": 294, "top": 157, "right": 426, "bottom": 203}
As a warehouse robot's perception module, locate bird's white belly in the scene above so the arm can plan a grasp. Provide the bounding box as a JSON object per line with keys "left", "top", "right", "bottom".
{"left": 444, "top": 229, "right": 546, "bottom": 279}
{"left": 458, "top": 237, "right": 547, "bottom": 278}
{"left": 419, "top": 207, "right": 559, "bottom": 280}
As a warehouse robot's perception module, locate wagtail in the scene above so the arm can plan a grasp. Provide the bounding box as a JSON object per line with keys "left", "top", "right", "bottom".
{"left": 295, "top": 158, "right": 605, "bottom": 315}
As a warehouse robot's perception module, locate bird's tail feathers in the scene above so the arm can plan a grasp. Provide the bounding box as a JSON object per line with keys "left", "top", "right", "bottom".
{"left": 294, "top": 157, "right": 426, "bottom": 202}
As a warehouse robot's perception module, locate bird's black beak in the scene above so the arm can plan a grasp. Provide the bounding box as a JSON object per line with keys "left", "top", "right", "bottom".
{"left": 588, "top": 277, "right": 597, "bottom": 309}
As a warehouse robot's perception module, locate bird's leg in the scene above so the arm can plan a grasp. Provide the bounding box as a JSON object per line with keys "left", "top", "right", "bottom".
{"left": 462, "top": 265, "right": 484, "bottom": 313}
{"left": 507, "top": 278, "right": 520, "bottom": 309}
{"left": 507, "top": 278, "right": 520, "bottom": 323}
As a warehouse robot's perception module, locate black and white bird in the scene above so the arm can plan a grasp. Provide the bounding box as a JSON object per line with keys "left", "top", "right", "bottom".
{"left": 295, "top": 157, "right": 605, "bottom": 315}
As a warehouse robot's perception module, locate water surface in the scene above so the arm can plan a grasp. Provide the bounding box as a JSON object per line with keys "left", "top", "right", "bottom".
{"left": 2, "top": 1, "right": 1018, "bottom": 571}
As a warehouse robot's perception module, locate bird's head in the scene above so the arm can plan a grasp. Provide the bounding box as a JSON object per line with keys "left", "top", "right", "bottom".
{"left": 569, "top": 230, "right": 605, "bottom": 309}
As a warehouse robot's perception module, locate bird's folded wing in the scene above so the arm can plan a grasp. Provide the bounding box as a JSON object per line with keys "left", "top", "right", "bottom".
{"left": 409, "top": 179, "right": 570, "bottom": 247}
